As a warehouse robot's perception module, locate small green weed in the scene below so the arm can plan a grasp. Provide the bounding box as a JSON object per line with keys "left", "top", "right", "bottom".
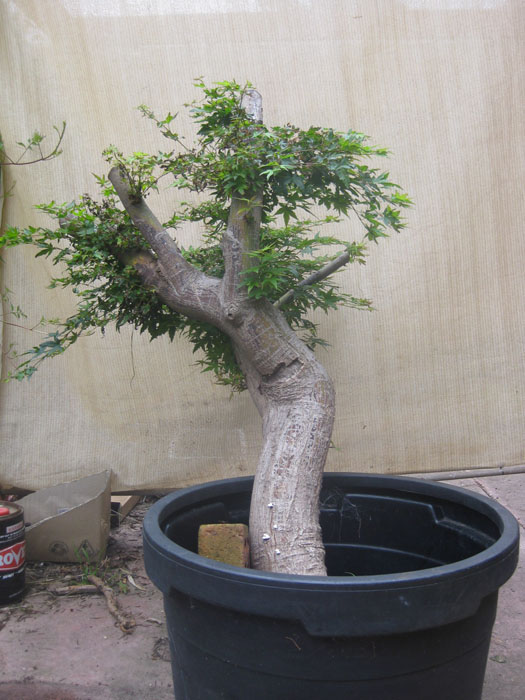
{"left": 73, "top": 545, "right": 129, "bottom": 593}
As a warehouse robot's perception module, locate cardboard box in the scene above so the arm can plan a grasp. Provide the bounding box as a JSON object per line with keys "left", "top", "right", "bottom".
{"left": 18, "top": 471, "right": 111, "bottom": 563}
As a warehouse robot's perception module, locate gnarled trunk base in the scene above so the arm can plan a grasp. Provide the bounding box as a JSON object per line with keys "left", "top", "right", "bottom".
{"left": 233, "top": 311, "right": 335, "bottom": 576}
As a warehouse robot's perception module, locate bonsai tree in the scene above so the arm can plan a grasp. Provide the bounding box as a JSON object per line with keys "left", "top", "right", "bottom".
{"left": 1, "top": 81, "right": 411, "bottom": 576}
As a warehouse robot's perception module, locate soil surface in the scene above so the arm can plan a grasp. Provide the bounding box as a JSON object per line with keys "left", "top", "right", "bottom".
{"left": 0, "top": 499, "right": 174, "bottom": 699}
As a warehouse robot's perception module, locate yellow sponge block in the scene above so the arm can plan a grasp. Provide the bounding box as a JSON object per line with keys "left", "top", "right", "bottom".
{"left": 198, "top": 523, "right": 250, "bottom": 568}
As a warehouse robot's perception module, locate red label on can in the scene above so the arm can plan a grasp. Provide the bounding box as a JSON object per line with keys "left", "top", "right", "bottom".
{"left": 6, "top": 520, "right": 24, "bottom": 534}
{"left": 0, "top": 541, "right": 25, "bottom": 571}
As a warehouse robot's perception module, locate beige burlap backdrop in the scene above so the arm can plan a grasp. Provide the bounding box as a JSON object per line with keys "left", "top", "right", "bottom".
{"left": 1, "top": 0, "right": 523, "bottom": 491}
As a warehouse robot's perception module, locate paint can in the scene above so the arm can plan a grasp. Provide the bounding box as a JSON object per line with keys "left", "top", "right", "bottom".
{"left": 0, "top": 502, "right": 25, "bottom": 603}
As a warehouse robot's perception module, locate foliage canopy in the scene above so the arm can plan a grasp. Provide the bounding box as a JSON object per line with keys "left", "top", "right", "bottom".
{"left": 1, "top": 80, "right": 411, "bottom": 386}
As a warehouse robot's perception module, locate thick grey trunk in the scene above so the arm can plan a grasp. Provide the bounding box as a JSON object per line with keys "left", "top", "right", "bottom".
{"left": 230, "top": 302, "right": 335, "bottom": 575}
{"left": 250, "top": 363, "right": 334, "bottom": 575}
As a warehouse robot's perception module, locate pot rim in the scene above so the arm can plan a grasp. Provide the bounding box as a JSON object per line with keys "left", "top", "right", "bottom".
{"left": 143, "top": 472, "right": 519, "bottom": 589}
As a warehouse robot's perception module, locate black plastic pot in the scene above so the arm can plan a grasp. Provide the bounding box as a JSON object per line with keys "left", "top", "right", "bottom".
{"left": 143, "top": 473, "right": 519, "bottom": 700}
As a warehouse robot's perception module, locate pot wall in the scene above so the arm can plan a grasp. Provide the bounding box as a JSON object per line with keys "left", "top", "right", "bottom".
{"left": 143, "top": 474, "right": 519, "bottom": 699}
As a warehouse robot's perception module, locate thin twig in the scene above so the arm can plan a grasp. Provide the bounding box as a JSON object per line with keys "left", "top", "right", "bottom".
{"left": 52, "top": 584, "right": 99, "bottom": 596}
{"left": 0, "top": 319, "right": 47, "bottom": 334}
{"left": 1, "top": 122, "right": 66, "bottom": 167}
{"left": 87, "top": 574, "right": 136, "bottom": 634}
{"left": 274, "top": 250, "right": 350, "bottom": 308}
{"left": 129, "top": 329, "right": 136, "bottom": 386}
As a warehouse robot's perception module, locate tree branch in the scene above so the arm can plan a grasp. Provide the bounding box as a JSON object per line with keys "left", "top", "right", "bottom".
{"left": 221, "top": 195, "right": 262, "bottom": 304}
{"left": 109, "top": 166, "right": 189, "bottom": 277}
{"left": 109, "top": 166, "right": 222, "bottom": 323}
{"left": 274, "top": 250, "right": 351, "bottom": 308}
{"left": 113, "top": 247, "right": 167, "bottom": 291}
{"left": 221, "top": 90, "right": 263, "bottom": 306}
{"left": 241, "top": 88, "right": 263, "bottom": 123}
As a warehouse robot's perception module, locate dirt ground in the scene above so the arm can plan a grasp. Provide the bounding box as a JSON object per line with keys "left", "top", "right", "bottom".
{"left": 0, "top": 499, "right": 174, "bottom": 700}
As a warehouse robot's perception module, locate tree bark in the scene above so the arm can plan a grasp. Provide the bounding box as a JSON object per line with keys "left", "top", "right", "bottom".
{"left": 230, "top": 301, "right": 334, "bottom": 575}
